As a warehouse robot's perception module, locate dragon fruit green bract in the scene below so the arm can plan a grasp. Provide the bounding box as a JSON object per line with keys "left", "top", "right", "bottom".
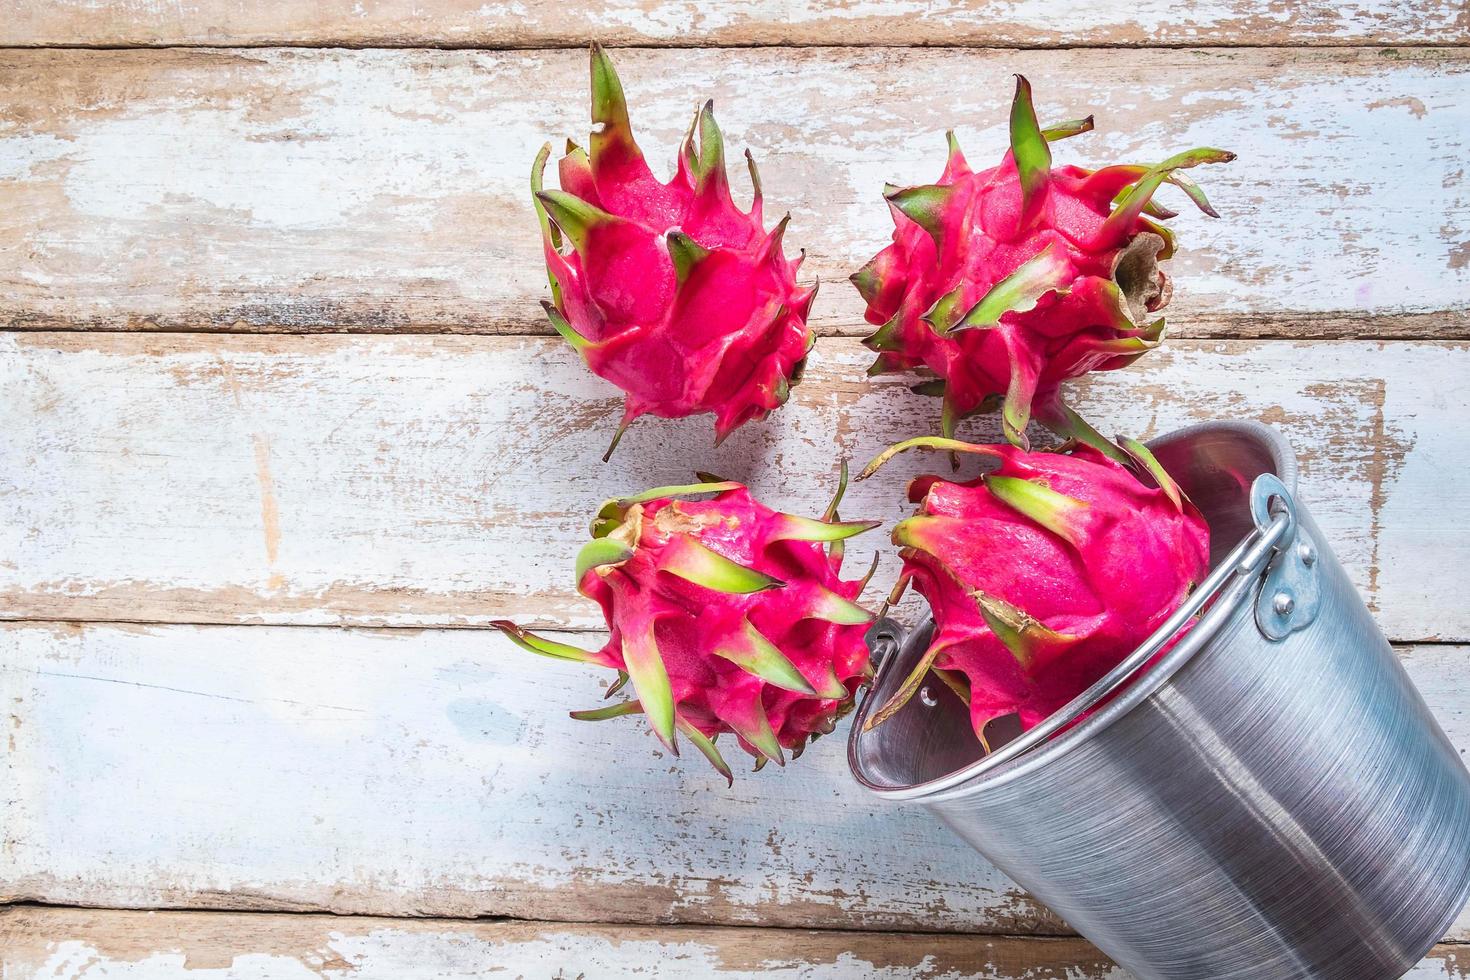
{"left": 533, "top": 44, "right": 818, "bottom": 459}
{"left": 491, "top": 472, "right": 879, "bottom": 781}
{"left": 855, "top": 76, "right": 1233, "bottom": 449}
{"left": 858, "top": 436, "right": 1210, "bottom": 746}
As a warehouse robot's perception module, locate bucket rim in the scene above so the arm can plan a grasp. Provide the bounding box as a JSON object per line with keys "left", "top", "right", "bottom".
{"left": 847, "top": 420, "right": 1299, "bottom": 802}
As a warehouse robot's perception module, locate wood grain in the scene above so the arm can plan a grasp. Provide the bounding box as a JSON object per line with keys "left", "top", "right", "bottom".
{"left": 0, "top": 909, "right": 1107, "bottom": 980}
{"left": 2, "top": 47, "right": 1466, "bottom": 337}
{"left": 3, "top": 333, "right": 1466, "bottom": 641}
{"left": 1, "top": 622, "right": 1466, "bottom": 936}
{"left": 5, "top": 0, "right": 1468, "bottom": 48}
{"left": 4, "top": 0, "right": 1467, "bottom": 960}
{"left": 3, "top": 907, "right": 1466, "bottom": 980}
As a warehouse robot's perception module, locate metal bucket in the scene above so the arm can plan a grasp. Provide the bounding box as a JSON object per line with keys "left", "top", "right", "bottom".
{"left": 848, "top": 421, "right": 1470, "bottom": 979}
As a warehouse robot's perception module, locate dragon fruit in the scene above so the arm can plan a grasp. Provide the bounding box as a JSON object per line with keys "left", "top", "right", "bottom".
{"left": 533, "top": 44, "right": 818, "bottom": 459}
{"left": 858, "top": 435, "right": 1210, "bottom": 747}
{"left": 491, "top": 471, "right": 878, "bottom": 781}
{"left": 854, "top": 76, "right": 1233, "bottom": 449}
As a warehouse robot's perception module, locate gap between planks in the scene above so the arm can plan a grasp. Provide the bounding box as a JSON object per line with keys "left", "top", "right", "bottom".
{"left": 0, "top": 899, "right": 1072, "bottom": 939}
{"left": 5, "top": 310, "right": 1469, "bottom": 341}
{"left": 0, "top": 900, "right": 1460, "bottom": 944}
{"left": 6, "top": 40, "right": 1470, "bottom": 51}
{"left": 1, "top": 617, "right": 1465, "bottom": 648}
{"left": 0, "top": 902, "right": 1463, "bottom": 948}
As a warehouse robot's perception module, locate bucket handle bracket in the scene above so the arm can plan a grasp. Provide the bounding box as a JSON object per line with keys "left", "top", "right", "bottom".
{"left": 864, "top": 617, "right": 908, "bottom": 672}
{"left": 1249, "top": 474, "right": 1321, "bottom": 641}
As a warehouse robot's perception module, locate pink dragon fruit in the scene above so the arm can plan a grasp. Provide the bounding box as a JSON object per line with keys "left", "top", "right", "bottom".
{"left": 858, "top": 435, "right": 1210, "bottom": 747}
{"left": 855, "top": 76, "right": 1233, "bottom": 448}
{"left": 533, "top": 44, "right": 817, "bottom": 459}
{"left": 491, "top": 472, "right": 879, "bottom": 781}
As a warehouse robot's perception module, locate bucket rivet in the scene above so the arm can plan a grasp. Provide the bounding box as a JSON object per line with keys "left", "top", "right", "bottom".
{"left": 1273, "top": 592, "right": 1295, "bottom": 616}
{"left": 1299, "top": 543, "right": 1316, "bottom": 566}
{"left": 919, "top": 686, "right": 938, "bottom": 707}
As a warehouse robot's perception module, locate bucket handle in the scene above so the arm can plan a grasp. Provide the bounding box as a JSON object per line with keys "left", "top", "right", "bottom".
{"left": 857, "top": 474, "right": 1315, "bottom": 791}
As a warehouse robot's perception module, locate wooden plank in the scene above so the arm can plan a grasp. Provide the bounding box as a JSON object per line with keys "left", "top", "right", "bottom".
{"left": 1, "top": 47, "right": 1466, "bottom": 338}
{"left": 0, "top": 908, "right": 1082, "bottom": 980}
{"left": 3, "top": 334, "right": 1466, "bottom": 642}
{"left": 5, "top": 0, "right": 1468, "bottom": 48}
{"left": 1, "top": 622, "right": 1467, "bottom": 936}
{"left": 2, "top": 908, "right": 1465, "bottom": 980}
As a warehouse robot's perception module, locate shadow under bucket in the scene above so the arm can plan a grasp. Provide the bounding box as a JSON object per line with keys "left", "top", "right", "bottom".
{"left": 848, "top": 421, "right": 1470, "bottom": 980}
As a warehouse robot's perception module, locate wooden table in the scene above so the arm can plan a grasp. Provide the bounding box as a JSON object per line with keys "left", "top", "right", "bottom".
{"left": 2, "top": 2, "right": 1468, "bottom": 975}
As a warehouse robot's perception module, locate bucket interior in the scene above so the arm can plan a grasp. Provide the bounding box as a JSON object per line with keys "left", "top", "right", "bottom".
{"left": 849, "top": 420, "right": 1298, "bottom": 794}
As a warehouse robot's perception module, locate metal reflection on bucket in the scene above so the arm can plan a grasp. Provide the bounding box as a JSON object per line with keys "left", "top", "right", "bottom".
{"left": 848, "top": 420, "right": 1470, "bottom": 980}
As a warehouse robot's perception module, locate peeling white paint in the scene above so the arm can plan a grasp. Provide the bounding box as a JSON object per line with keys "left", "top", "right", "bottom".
{"left": 1, "top": 335, "right": 1463, "bottom": 641}
{"left": 9, "top": 930, "right": 1138, "bottom": 980}
{"left": 1, "top": 623, "right": 1466, "bottom": 939}
{"left": 0, "top": 623, "right": 1032, "bottom": 930}
{"left": 5, "top": 0, "right": 1462, "bottom": 46}
{"left": 6, "top": 910, "right": 1467, "bottom": 980}
{"left": 2, "top": 49, "right": 1467, "bottom": 330}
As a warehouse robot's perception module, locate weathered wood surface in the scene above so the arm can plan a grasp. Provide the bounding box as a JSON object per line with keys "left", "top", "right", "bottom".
{"left": 4, "top": 333, "right": 1465, "bottom": 641}
{"left": 1, "top": 622, "right": 1466, "bottom": 937}
{"left": 2, "top": 47, "right": 1467, "bottom": 338}
{"left": 0, "top": 621, "right": 1055, "bottom": 932}
{"left": 3, "top": 908, "right": 1467, "bottom": 980}
{"left": 4, "top": 0, "right": 1468, "bottom": 962}
{"left": 7, "top": 0, "right": 1469, "bottom": 48}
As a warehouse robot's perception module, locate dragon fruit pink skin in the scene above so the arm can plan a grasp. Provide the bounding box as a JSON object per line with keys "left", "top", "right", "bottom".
{"left": 855, "top": 77, "right": 1233, "bottom": 449}
{"left": 491, "top": 472, "right": 878, "bottom": 781}
{"left": 859, "top": 435, "right": 1210, "bottom": 746}
{"left": 533, "top": 44, "right": 817, "bottom": 459}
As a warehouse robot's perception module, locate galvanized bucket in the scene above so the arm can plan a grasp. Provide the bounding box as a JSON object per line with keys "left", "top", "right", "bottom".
{"left": 849, "top": 421, "right": 1470, "bottom": 980}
